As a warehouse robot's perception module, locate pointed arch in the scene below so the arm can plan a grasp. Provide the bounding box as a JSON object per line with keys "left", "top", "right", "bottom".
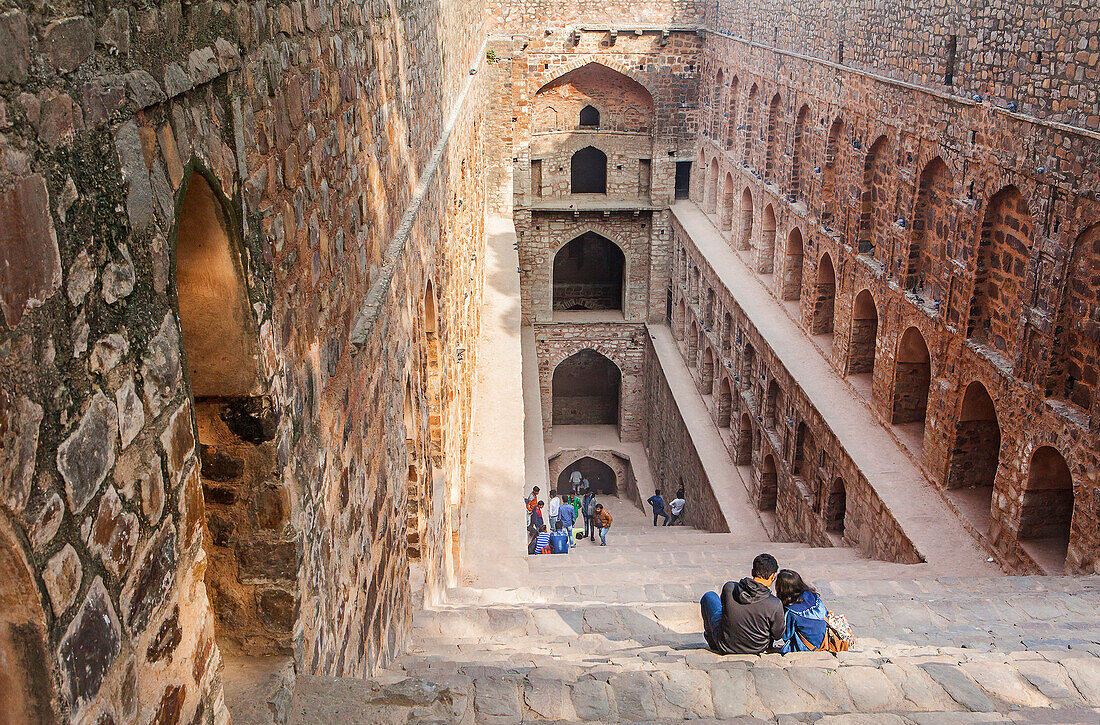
{"left": 764, "top": 93, "right": 782, "bottom": 183}
{"left": 782, "top": 228, "right": 804, "bottom": 300}
{"left": 821, "top": 116, "right": 844, "bottom": 225}
{"left": 908, "top": 157, "right": 953, "bottom": 295}
{"left": 552, "top": 231, "right": 625, "bottom": 311}
{"left": 790, "top": 104, "right": 810, "bottom": 202}
{"left": 758, "top": 203, "right": 776, "bottom": 274}
{"left": 724, "top": 76, "right": 740, "bottom": 148}
{"left": 552, "top": 349, "right": 622, "bottom": 426}
{"left": 857, "top": 135, "right": 890, "bottom": 255}
{"left": 1019, "top": 446, "right": 1074, "bottom": 572}
{"left": 892, "top": 326, "right": 931, "bottom": 427}
{"left": 742, "top": 84, "right": 758, "bottom": 165}
{"left": 946, "top": 381, "right": 1000, "bottom": 533}
{"left": 811, "top": 252, "right": 836, "bottom": 335}
{"left": 848, "top": 289, "right": 878, "bottom": 376}
{"left": 759, "top": 453, "right": 778, "bottom": 511}
{"left": 738, "top": 188, "right": 754, "bottom": 251}
{"left": 1045, "top": 223, "right": 1099, "bottom": 411}
{"left": 719, "top": 172, "right": 737, "bottom": 231}
{"left": 571, "top": 146, "right": 608, "bottom": 193}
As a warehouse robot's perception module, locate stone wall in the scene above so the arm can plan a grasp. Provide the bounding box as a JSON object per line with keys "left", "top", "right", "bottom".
{"left": 0, "top": 0, "right": 487, "bottom": 721}
{"left": 693, "top": 13, "right": 1100, "bottom": 573}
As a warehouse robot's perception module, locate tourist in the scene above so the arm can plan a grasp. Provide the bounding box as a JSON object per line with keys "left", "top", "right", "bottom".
{"left": 569, "top": 468, "right": 583, "bottom": 493}
{"left": 531, "top": 500, "right": 545, "bottom": 532}
{"left": 571, "top": 493, "right": 582, "bottom": 520}
{"left": 550, "top": 521, "right": 570, "bottom": 554}
{"left": 525, "top": 486, "right": 540, "bottom": 526}
{"left": 676, "top": 483, "right": 685, "bottom": 500}
{"left": 699, "top": 553, "right": 785, "bottom": 654}
{"left": 666, "top": 494, "right": 685, "bottom": 526}
{"left": 582, "top": 491, "right": 597, "bottom": 540}
{"left": 593, "top": 503, "right": 613, "bottom": 546}
{"left": 559, "top": 493, "right": 576, "bottom": 534}
{"left": 647, "top": 489, "right": 670, "bottom": 526}
{"left": 548, "top": 490, "right": 562, "bottom": 530}
{"left": 581, "top": 476, "right": 591, "bottom": 494}
{"left": 775, "top": 569, "right": 848, "bottom": 653}
{"left": 534, "top": 525, "right": 551, "bottom": 554}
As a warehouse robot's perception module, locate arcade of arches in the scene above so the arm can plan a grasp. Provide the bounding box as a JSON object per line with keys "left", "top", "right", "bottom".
{"left": 0, "top": 0, "right": 1098, "bottom": 721}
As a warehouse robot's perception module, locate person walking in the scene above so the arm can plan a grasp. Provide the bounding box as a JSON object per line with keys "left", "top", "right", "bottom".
{"left": 647, "top": 489, "right": 670, "bottom": 526}
{"left": 582, "top": 492, "right": 597, "bottom": 541}
{"left": 569, "top": 469, "right": 583, "bottom": 494}
{"left": 666, "top": 494, "right": 685, "bottom": 526}
{"left": 593, "top": 503, "right": 613, "bottom": 546}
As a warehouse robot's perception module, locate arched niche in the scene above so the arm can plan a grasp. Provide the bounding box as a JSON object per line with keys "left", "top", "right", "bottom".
{"left": 552, "top": 349, "right": 621, "bottom": 426}
{"left": 946, "top": 381, "right": 1000, "bottom": 535}
{"left": 556, "top": 456, "right": 617, "bottom": 495}
{"left": 1018, "top": 446, "right": 1074, "bottom": 573}
{"left": 534, "top": 63, "right": 654, "bottom": 134}
{"left": 811, "top": 252, "right": 836, "bottom": 335}
{"left": 571, "top": 146, "right": 607, "bottom": 194}
{"left": 552, "top": 232, "right": 625, "bottom": 312}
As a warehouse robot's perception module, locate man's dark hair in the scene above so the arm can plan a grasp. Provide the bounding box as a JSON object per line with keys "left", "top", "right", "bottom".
{"left": 654, "top": 489, "right": 661, "bottom": 495}
{"left": 537, "top": 500, "right": 544, "bottom": 507}
{"left": 533, "top": 486, "right": 540, "bottom": 492}
{"left": 555, "top": 521, "right": 563, "bottom": 530}
{"left": 752, "top": 553, "right": 779, "bottom": 579}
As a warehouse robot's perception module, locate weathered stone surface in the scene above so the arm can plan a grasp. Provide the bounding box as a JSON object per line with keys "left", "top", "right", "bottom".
{"left": 101, "top": 245, "right": 135, "bottom": 304}
{"left": 115, "top": 378, "right": 145, "bottom": 449}
{"left": 921, "top": 663, "right": 997, "bottom": 712}
{"left": 881, "top": 662, "right": 960, "bottom": 711}
{"left": 1060, "top": 657, "right": 1100, "bottom": 704}
{"left": 839, "top": 665, "right": 907, "bottom": 711}
{"left": 960, "top": 662, "right": 1051, "bottom": 708}
{"left": 87, "top": 486, "right": 139, "bottom": 578}
{"left": 258, "top": 589, "right": 295, "bottom": 630}
{"left": 82, "top": 75, "right": 128, "bottom": 125}
{"left": 43, "top": 16, "right": 94, "bottom": 73}
{"left": 1015, "top": 660, "right": 1084, "bottom": 703}
{"left": 121, "top": 522, "right": 177, "bottom": 634}
{"left": 710, "top": 667, "right": 751, "bottom": 718}
{"left": 125, "top": 70, "right": 166, "bottom": 111}
{"left": 160, "top": 401, "right": 195, "bottom": 488}
{"left": 151, "top": 685, "right": 185, "bottom": 725}
{"left": 609, "top": 671, "right": 659, "bottom": 721}
{"left": 788, "top": 666, "right": 855, "bottom": 712}
{"left": 31, "top": 492, "right": 65, "bottom": 549}
{"left": 98, "top": 9, "right": 130, "bottom": 55}
{"left": 0, "top": 394, "right": 43, "bottom": 513}
{"left": 66, "top": 249, "right": 97, "bottom": 305}
{"left": 57, "top": 392, "right": 118, "bottom": 514}
{"left": 90, "top": 333, "right": 129, "bottom": 375}
{"left": 199, "top": 444, "right": 244, "bottom": 481}
{"left": 179, "top": 464, "right": 204, "bottom": 548}
{"left": 146, "top": 606, "right": 181, "bottom": 663}
{"left": 114, "top": 121, "right": 155, "bottom": 229}
{"left": 141, "top": 314, "right": 182, "bottom": 420}
{"left": 36, "top": 92, "right": 84, "bottom": 148}
{"left": 0, "top": 10, "right": 29, "bottom": 82}
{"left": 42, "top": 543, "right": 82, "bottom": 616}
{"left": 220, "top": 396, "right": 278, "bottom": 443}
{"left": 238, "top": 539, "right": 297, "bottom": 581}
{"left": 657, "top": 668, "right": 713, "bottom": 717}
{"left": 0, "top": 174, "right": 61, "bottom": 326}
{"left": 58, "top": 577, "right": 121, "bottom": 708}
{"left": 473, "top": 676, "right": 521, "bottom": 723}
{"left": 753, "top": 667, "right": 817, "bottom": 714}
{"left": 524, "top": 677, "right": 574, "bottom": 719}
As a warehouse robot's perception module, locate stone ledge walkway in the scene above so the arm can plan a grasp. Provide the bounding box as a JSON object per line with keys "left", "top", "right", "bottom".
{"left": 670, "top": 201, "right": 997, "bottom": 577}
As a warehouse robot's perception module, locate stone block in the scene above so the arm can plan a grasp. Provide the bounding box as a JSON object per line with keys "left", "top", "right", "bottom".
{"left": 608, "top": 671, "right": 659, "bottom": 721}
{"left": 58, "top": 577, "right": 121, "bottom": 709}
{"left": 524, "top": 677, "right": 575, "bottom": 719}
{"left": 920, "top": 663, "right": 997, "bottom": 712}
{"left": 121, "top": 522, "right": 177, "bottom": 634}
{"left": 0, "top": 10, "right": 30, "bottom": 82}
{"left": 473, "top": 676, "right": 521, "bottom": 723}
{"left": 0, "top": 174, "right": 61, "bottom": 326}
{"left": 87, "top": 486, "right": 139, "bottom": 578}
{"left": 960, "top": 662, "right": 1050, "bottom": 708}
{"left": 42, "top": 543, "right": 82, "bottom": 616}
{"left": 90, "top": 333, "right": 128, "bottom": 375}
{"left": 838, "top": 665, "right": 906, "bottom": 711}
{"left": 114, "top": 121, "right": 155, "bottom": 229}
{"left": 101, "top": 245, "right": 135, "bottom": 304}
{"left": 43, "top": 16, "right": 94, "bottom": 73}
{"left": 0, "top": 395, "right": 43, "bottom": 513}
{"left": 570, "top": 677, "right": 612, "bottom": 721}
{"left": 1060, "top": 657, "right": 1100, "bottom": 704}
{"left": 57, "top": 392, "right": 118, "bottom": 514}
{"left": 160, "top": 401, "right": 195, "bottom": 488}
{"left": 115, "top": 378, "right": 145, "bottom": 449}
{"left": 199, "top": 444, "right": 244, "bottom": 481}
{"left": 238, "top": 539, "right": 297, "bottom": 581}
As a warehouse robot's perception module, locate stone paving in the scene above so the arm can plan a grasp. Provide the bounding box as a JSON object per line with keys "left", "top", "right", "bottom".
{"left": 276, "top": 500, "right": 1100, "bottom": 724}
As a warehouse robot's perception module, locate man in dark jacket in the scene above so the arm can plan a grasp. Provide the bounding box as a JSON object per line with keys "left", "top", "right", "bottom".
{"left": 647, "top": 489, "right": 670, "bottom": 526}
{"left": 699, "top": 553, "right": 785, "bottom": 654}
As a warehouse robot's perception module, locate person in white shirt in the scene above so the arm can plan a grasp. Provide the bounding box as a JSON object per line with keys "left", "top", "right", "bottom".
{"left": 548, "top": 490, "right": 562, "bottom": 529}
{"left": 666, "top": 496, "right": 686, "bottom": 526}
{"left": 569, "top": 469, "right": 583, "bottom": 493}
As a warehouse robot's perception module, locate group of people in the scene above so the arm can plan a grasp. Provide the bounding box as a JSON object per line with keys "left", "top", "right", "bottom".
{"left": 525, "top": 486, "right": 613, "bottom": 553}
{"left": 646, "top": 488, "right": 686, "bottom": 526}
{"left": 700, "top": 553, "right": 853, "bottom": 654}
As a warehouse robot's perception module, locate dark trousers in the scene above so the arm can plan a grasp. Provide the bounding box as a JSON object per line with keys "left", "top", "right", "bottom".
{"left": 652, "top": 509, "right": 669, "bottom": 526}
{"left": 583, "top": 513, "right": 594, "bottom": 539}
{"left": 700, "top": 591, "right": 722, "bottom": 652}
{"left": 665, "top": 512, "right": 681, "bottom": 526}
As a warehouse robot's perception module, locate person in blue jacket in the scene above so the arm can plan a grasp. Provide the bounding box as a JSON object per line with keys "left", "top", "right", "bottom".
{"left": 558, "top": 495, "right": 576, "bottom": 533}
{"left": 647, "top": 489, "right": 670, "bottom": 526}
{"left": 775, "top": 569, "right": 829, "bottom": 653}
{"left": 549, "top": 521, "right": 570, "bottom": 553}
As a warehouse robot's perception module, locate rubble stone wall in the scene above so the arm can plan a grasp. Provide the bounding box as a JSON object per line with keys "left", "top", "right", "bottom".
{"left": 0, "top": 0, "right": 487, "bottom": 721}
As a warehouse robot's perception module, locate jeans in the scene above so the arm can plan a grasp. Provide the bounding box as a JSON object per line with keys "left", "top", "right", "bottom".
{"left": 665, "top": 512, "right": 681, "bottom": 526}
{"left": 583, "top": 514, "right": 594, "bottom": 539}
{"left": 652, "top": 509, "right": 669, "bottom": 526}
{"left": 598, "top": 527, "right": 609, "bottom": 545}
{"left": 700, "top": 591, "right": 722, "bottom": 652}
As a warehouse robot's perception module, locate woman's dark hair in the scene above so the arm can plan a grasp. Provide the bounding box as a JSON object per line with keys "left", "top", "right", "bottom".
{"left": 775, "top": 569, "right": 816, "bottom": 606}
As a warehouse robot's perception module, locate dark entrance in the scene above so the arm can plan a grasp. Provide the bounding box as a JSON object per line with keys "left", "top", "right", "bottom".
{"left": 552, "top": 350, "right": 621, "bottom": 426}
{"left": 675, "top": 160, "right": 692, "bottom": 199}
{"left": 557, "top": 457, "right": 617, "bottom": 495}
{"left": 552, "top": 232, "right": 624, "bottom": 311}
{"left": 571, "top": 146, "right": 607, "bottom": 193}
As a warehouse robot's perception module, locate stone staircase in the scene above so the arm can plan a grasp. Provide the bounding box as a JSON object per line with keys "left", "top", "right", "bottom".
{"left": 264, "top": 499, "right": 1100, "bottom": 723}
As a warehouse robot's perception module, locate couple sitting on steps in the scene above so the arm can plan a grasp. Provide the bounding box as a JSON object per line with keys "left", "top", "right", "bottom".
{"left": 701, "top": 553, "right": 853, "bottom": 654}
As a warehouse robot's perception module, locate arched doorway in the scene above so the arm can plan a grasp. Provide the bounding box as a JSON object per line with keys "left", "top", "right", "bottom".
{"left": 782, "top": 228, "right": 804, "bottom": 301}
{"left": 1018, "top": 447, "right": 1074, "bottom": 573}
{"left": 793, "top": 422, "right": 814, "bottom": 476}
{"left": 0, "top": 515, "right": 55, "bottom": 722}
{"left": 908, "top": 157, "right": 953, "bottom": 296}
{"left": 821, "top": 117, "right": 844, "bottom": 226}
{"left": 892, "top": 327, "right": 932, "bottom": 452}
{"left": 717, "top": 377, "right": 732, "bottom": 428}
{"left": 811, "top": 253, "right": 835, "bottom": 335}
{"left": 857, "top": 136, "right": 889, "bottom": 256}
{"left": 825, "top": 478, "right": 846, "bottom": 536}
{"left": 552, "top": 349, "right": 621, "bottom": 426}
{"left": 579, "top": 104, "right": 600, "bottom": 127}
{"left": 735, "top": 413, "right": 753, "bottom": 465}
{"left": 719, "top": 172, "right": 736, "bottom": 231}
{"left": 758, "top": 204, "right": 776, "bottom": 274}
{"left": 704, "top": 160, "right": 719, "bottom": 214}
{"left": 847, "top": 290, "right": 878, "bottom": 377}
{"left": 765, "top": 379, "right": 781, "bottom": 429}
{"left": 739, "top": 189, "right": 754, "bottom": 251}
{"left": 174, "top": 171, "right": 291, "bottom": 654}
{"left": 571, "top": 146, "right": 607, "bottom": 193}
{"left": 764, "top": 93, "right": 781, "bottom": 183}
{"left": 967, "top": 185, "right": 1032, "bottom": 356}
{"left": 552, "top": 232, "right": 624, "bottom": 311}
{"left": 556, "top": 457, "right": 616, "bottom": 495}
{"left": 700, "top": 347, "right": 715, "bottom": 394}
{"left": 687, "top": 319, "right": 699, "bottom": 365}
{"left": 1045, "top": 223, "right": 1099, "bottom": 411}
{"left": 946, "top": 381, "right": 1000, "bottom": 535}
{"left": 759, "top": 454, "right": 778, "bottom": 511}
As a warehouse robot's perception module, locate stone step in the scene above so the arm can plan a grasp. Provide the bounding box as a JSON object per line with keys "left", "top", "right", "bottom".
{"left": 288, "top": 651, "right": 1100, "bottom": 723}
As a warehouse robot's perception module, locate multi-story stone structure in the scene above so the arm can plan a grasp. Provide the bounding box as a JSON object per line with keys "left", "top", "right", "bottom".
{"left": 0, "top": 0, "right": 1095, "bottom": 722}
